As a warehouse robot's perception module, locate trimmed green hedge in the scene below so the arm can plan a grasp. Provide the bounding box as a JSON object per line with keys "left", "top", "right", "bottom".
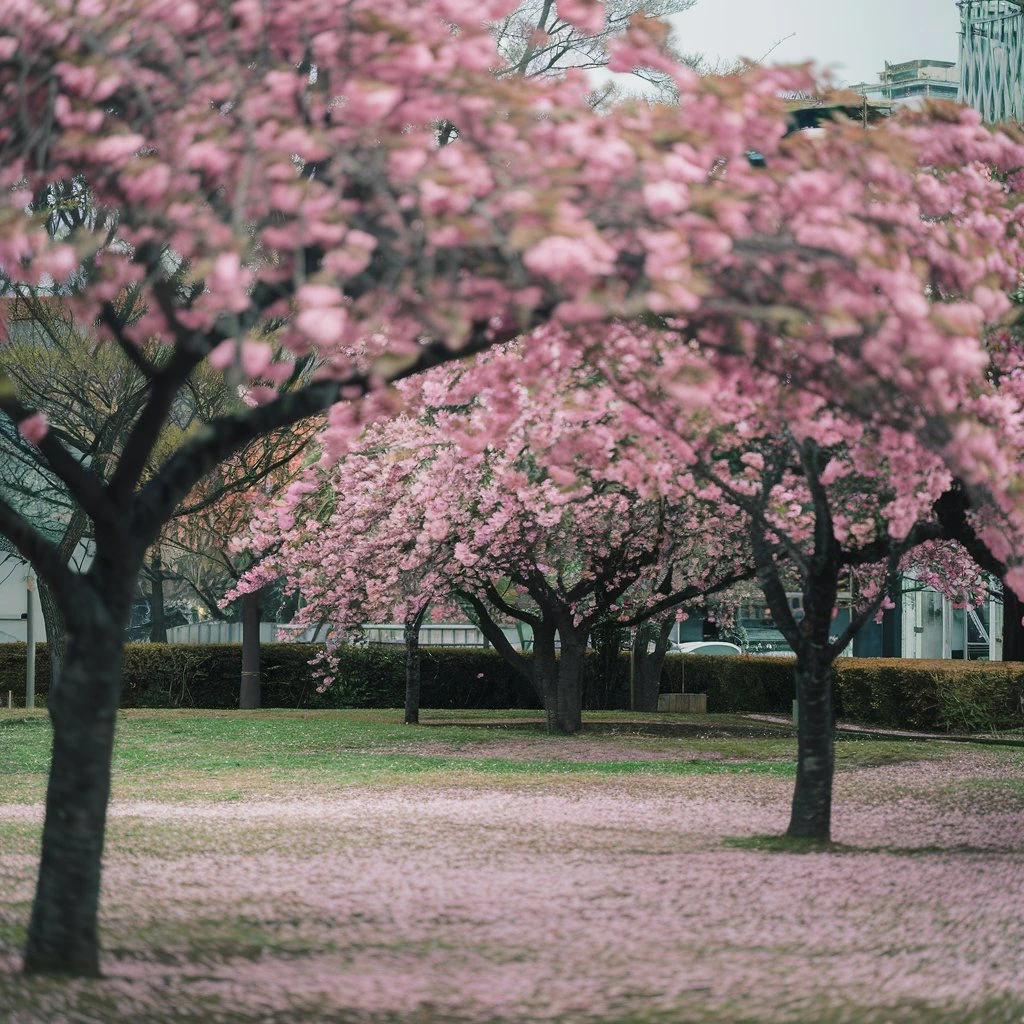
{"left": 0, "top": 642, "right": 49, "bottom": 708}
{"left": 0, "top": 643, "right": 550, "bottom": 710}
{"left": 666, "top": 653, "right": 795, "bottom": 714}
{"left": 668, "top": 654, "right": 1024, "bottom": 731}
{"left": 0, "top": 643, "right": 323, "bottom": 709}
{"left": 0, "top": 643, "right": 1020, "bottom": 732}
{"left": 832, "top": 658, "right": 1024, "bottom": 733}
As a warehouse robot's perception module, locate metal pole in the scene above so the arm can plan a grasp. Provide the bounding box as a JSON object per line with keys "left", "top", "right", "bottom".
{"left": 25, "top": 567, "right": 35, "bottom": 709}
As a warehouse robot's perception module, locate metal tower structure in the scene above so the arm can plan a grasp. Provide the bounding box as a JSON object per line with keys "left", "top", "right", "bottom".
{"left": 959, "top": 0, "right": 1024, "bottom": 122}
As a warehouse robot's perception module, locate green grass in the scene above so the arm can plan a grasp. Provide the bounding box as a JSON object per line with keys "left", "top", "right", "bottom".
{"left": 1, "top": 708, "right": 1019, "bottom": 1024}
{"left": 0, "top": 708, "right": 961, "bottom": 805}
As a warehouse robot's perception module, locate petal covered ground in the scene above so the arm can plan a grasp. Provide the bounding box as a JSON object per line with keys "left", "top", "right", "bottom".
{"left": 1, "top": 744, "right": 1023, "bottom": 1023}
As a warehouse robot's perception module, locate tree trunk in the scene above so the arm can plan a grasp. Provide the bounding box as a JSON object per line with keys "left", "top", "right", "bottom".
{"left": 38, "top": 509, "right": 89, "bottom": 686}
{"left": 787, "top": 647, "right": 835, "bottom": 841}
{"left": 1002, "top": 585, "right": 1024, "bottom": 662}
{"left": 590, "top": 618, "right": 626, "bottom": 709}
{"left": 531, "top": 624, "right": 561, "bottom": 731}
{"left": 550, "top": 629, "right": 585, "bottom": 734}
{"left": 23, "top": 616, "right": 124, "bottom": 976}
{"left": 239, "top": 588, "right": 261, "bottom": 709}
{"left": 37, "top": 577, "right": 66, "bottom": 688}
{"left": 404, "top": 606, "right": 427, "bottom": 725}
{"left": 631, "top": 618, "right": 674, "bottom": 712}
{"left": 148, "top": 552, "right": 167, "bottom": 643}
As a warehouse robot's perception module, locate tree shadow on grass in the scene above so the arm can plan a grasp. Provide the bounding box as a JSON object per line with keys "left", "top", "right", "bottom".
{"left": 724, "top": 835, "right": 1021, "bottom": 856}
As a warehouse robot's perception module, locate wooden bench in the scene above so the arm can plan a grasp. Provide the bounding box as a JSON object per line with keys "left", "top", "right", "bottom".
{"left": 657, "top": 693, "right": 707, "bottom": 714}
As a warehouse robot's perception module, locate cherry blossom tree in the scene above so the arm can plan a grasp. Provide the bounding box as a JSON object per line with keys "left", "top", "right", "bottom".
{"left": 2, "top": 0, "right": 1024, "bottom": 979}
{"left": 595, "top": 326, "right": 994, "bottom": 839}
{"left": 0, "top": 0, "right": 717, "bottom": 975}
{"left": 239, "top": 339, "right": 753, "bottom": 733}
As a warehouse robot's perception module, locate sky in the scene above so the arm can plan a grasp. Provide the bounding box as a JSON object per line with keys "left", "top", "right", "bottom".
{"left": 669, "top": 0, "right": 962, "bottom": 86}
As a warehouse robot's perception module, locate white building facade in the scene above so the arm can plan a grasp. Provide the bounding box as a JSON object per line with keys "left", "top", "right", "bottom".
{"left": 899, "top": 585, "right": 1002, "bottom": 661}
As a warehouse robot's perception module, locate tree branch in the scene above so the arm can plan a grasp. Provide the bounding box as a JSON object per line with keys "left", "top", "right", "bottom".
{"left": 617, "top": 566, "right": 757, "bottom": 628}
{"left": 134, "top": 313, "right": 551, "bottom": 545}
{"left": 459, "top": 589, "right": 531, "bottom": 682}
{"left": 0, "top": 493, "right": 84, "bottom": 618}
{"left": 0, "top": 378, "right": 115, "bottom": 527}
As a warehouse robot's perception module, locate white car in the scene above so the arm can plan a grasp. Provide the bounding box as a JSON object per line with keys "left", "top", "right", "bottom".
{"left": 669, "top": 641, "right": 742, "bottom": 656}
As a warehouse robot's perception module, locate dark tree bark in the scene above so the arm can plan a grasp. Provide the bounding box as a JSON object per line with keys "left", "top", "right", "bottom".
{"left": 404, "top": 604, "right": 428, "bottom": 725}
{"left": 22, "top": 537, "right": 140, "bottom": 976}
{"left": 36, "top": 510, "right": 90, "bottom": 684}
{"left": 460, "top": 594, "right": 588, "bottom": 735}
{"left": 23, "top": 619, "right": 122, "bottom": 975}
{"left": 787, "top": 646, "right": 835, "bottom": 838}
{"left": 147, "top": 551, "right": 167, "bottom": 643}
{"left": 37, "top": 578, "right": 65, "bottom": 687}
{"left": 548, "top": 621, "right": 588, "bottom": 734}
{"left": 1001, "top": 585, "right": 1024, "bottom": 662}
{"left": 239, "top": 587, "right": 261, "bottom": 709}
{"left": 531, "top": 621, "right": 561, "bottom": 728}
{"left": 630, "top": 618, "right": 674, "bottom": 712}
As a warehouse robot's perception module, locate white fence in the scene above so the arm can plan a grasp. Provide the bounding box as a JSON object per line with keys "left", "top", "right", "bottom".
{"left": 361, "top": 623, "right": 530, "bottom": 649}
{"left": 164, "top": 621, "right": 283, "bottom": 644}
{"left": 163, "top": 621, "right": 531, "bottom": 649}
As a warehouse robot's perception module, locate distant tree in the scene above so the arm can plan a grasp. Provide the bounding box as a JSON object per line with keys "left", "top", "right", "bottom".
{"left": 238, "top": 340, "right": 753, "bottom": 733}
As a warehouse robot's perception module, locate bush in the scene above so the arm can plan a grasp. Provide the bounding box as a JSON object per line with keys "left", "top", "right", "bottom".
{"left": 120, "top": 643, "right": 321, "bottom": 708}
{"left": 663, "top": 653, "right": 796, "bottom": 714}
{"left": 832, "top": 658, "right": 1024, "bottom": 732}
{"left": 1, "top": 642, "right": 1019, "bottom": 732}
{"left": 0, "top": 642, "right": 50, "bottom": 707}
{"left": 319, "top": 645, "right": 541, "bottom": 710}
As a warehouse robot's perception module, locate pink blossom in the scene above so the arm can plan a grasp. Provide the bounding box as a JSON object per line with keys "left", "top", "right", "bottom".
{"left": 557, "top": 0, "right": 605, "bottom": 35}
{"left": 92, "top": 133, "right": 145, "bottom": 164}
{"left": 294, "top": 308, "right": 347, "bottom": 347}
{"left": 17, "top": 412, "right": 48, "bottom": 445}
{"left": 522, "top": 235, "right": 616, "bottom": 291}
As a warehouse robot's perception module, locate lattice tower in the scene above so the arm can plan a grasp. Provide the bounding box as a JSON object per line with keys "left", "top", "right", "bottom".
{"left": 959, "top": 0, "right": 1024, "bottom": 122}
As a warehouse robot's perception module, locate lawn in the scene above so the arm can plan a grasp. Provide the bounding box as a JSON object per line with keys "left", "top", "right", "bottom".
{"left": 1, "top": 708, "right": 1023, "bottom": 1023}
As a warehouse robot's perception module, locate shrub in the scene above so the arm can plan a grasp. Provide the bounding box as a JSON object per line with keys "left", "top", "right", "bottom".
{"left": 832, "top": 658, "right": 1024, "bottom": 732}
{"left": 663, "top": 654, "right": 796, "bottom": 714}
{"left": 1, "top": 642, "right": 1020, "bottom": 731}
{"left": 0, "top": 642, "right": 50, "bottom": 707}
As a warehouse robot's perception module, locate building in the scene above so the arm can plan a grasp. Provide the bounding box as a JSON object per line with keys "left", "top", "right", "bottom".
{"left": 959, "top": 0, "right": 1024, "bottom": 122}
{"left": 850, "top": 59, "right": 959, "bottom": 107}
{"left": 0, "top": 548, "right": 44, "bottom": 644}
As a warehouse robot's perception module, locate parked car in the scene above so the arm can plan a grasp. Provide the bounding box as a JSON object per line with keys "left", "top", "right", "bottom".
{"left": 669, "top": 641, "right": 742, "bottom": 656}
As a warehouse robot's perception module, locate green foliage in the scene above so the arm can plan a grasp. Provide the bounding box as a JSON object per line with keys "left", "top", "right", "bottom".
{"left": 665, "top": 653, "right": 796, "bottom": 714}
{"left": 1, "top": 644, "right": 1020, "bottom": 730}
{"left": 833, "top": 658, "right": 1024, "bottom": 733}
{"left": 0, "top": 643, "right": 49, "bottom": 708}
{"left": 321, "top": 645, "right": 543, "bottom": 710}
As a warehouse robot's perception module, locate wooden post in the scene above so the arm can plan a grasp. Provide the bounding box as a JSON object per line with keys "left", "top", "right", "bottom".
{"left": 26, "top": 568, "right": 36, "bottom": 710}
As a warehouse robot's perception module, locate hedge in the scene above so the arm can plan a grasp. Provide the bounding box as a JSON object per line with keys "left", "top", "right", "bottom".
{"left": 832, "top": 658, "right": 1024, "bottom": 733}
{"left": 0, "top": 643, "right": 585, "bottom": 710}
{"left": 666, "top": 653, "right": 795, "bottom": 714}
{"left": 671, "top": 654, "right": 1024, "bottom": 731}
{"left": 0, "top": 643, "right": 1021, "bottom": 732}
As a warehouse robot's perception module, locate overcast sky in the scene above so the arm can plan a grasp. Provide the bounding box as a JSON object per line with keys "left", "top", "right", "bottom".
{"left": 670, "top": 0, "right": 962, "bottom": 86}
